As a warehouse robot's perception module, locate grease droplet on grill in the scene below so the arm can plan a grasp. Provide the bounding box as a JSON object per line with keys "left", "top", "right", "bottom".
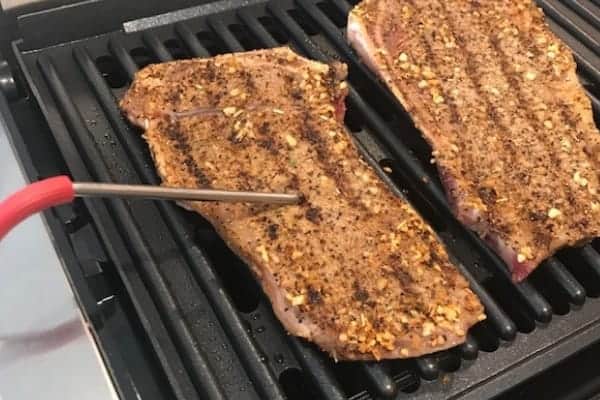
{"left": 274, "top": 354, "right": 285, "bottom": 364}
{"left": 256, "top": 326, "right": 265, "bottom": 333}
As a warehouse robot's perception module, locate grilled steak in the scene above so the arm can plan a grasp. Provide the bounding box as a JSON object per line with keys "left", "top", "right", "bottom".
{"left": 120, "top": 47, "right": 484, "bottom": 360}
{"left": 348, "top": 0, "right": 600, "bottom": 281}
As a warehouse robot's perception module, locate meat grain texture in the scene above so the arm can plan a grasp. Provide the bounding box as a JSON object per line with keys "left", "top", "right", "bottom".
{"left": 120, "top": 47, "right": 484, "bottom": 360}
{"left": 348, "top": 0, "right": 600, "bottom": 281}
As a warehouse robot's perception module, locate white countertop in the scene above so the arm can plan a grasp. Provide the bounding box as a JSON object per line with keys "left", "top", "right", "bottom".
{"left": 0, "top": 115, "right": 117, "bottom": 399}
{"left": 1, "top": 0, "right": 44, "bottom": 10}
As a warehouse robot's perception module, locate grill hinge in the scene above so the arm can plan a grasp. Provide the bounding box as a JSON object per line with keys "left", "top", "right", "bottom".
{"left": 0, "top": 57, "right": 17, "bottom": 100}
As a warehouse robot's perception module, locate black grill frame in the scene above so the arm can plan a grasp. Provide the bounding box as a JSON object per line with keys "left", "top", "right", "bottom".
{"left": 4, "top": 0, "right": 600, "bottom": 399}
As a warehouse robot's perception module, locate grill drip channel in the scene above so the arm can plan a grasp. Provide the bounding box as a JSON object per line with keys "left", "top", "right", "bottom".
{"left": 9, "top": 0, "right": 600, "bottom": 399}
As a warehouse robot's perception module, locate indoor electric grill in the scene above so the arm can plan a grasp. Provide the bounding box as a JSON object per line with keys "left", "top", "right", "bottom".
{"left": 0, "top": 0, "right": 600, "bottom": 399}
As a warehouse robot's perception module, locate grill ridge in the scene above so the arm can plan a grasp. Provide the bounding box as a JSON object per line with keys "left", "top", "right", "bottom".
{"left": 539, "top": 0, "right": 600, "bottom": 54}
{"left": 10, "top": 0, "right": 600, "bottom": 399}
{"left": 89, "top": 32, "right": 288, "bottom": 400}
{"left": 331, "top": 0, "right": 352, "bottom": 16}
{"left": 36, "top": 54, "right": 225, "bottom": 400}
{"left": 568, "top": 0, "right": 600, "bottom": 27}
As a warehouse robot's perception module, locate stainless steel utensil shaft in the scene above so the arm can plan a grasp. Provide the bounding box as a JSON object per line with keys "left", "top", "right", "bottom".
{"left": 73, "top": 182, "right": 301, "bottom": 205}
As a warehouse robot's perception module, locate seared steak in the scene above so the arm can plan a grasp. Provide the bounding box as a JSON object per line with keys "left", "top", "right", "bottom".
{"left": 348, "top": 0, "right": 600, "bottom": 281}
{"left": 120, "top": 47, "right": 484, "bottom": 360}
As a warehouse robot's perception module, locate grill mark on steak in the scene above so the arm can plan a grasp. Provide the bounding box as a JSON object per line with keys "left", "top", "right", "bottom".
{"left": 307, "top": 285, "right": 323, "bottom": 305}
{"left": 242, "top": 69, "right": 257, "bottom": 92}
{"left": 164, "top": 79, "right": 212, "bottom": 189}
{"left": 267, "top": 223, "right": 279, "bottom": 240}
{"left": 558, "top": 100, "right": 582, "bottom": 133}
{"left": 488, "top": 37, "right": 559, "bottom": 161}
{"left": 258, "top": 121, "right": 271, "bottom": 135}
{"left": 298, "top": 113, "right": 371, "bottom": 213}
{"left": 164, "top": 120, "right": 211, "bottom": 187}
{"left": 478, "top": 187, "right": 498, "bottom": 206}
{"left": 305, "top": 206, "right": 322, "bottom": 224}
{"left": 352, "top": 280, "right": 370, "bottom": 302}
{"left": 405, "top": 0, "right": 461, "bottom": 126}
{"left": 299, "top": 115, "right": 365, "bottom": 208}
{"left": 257, "top": 137, "right": 279, "bottom": 154}
{"left": 204, "top": 60, "right": 217, "bottom": 83}
{"left": 299, "top": 114, "right": 346, "bottom": 190}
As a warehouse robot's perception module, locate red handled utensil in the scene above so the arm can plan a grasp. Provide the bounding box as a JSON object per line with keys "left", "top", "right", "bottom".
{"left": 0, "top": 175, "right": 301, "bottom": 241}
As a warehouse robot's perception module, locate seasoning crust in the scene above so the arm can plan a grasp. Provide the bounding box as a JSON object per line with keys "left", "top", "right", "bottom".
{"left": 120, "top": 47, "right": 484, "bottom": 360}
{"left": 348, "top": 0, "right": 600, "bottom": 281}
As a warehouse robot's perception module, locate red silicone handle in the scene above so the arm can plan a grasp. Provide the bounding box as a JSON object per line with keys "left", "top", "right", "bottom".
{"left": 0, "top": 175, "right": 75, "bottom": 241}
